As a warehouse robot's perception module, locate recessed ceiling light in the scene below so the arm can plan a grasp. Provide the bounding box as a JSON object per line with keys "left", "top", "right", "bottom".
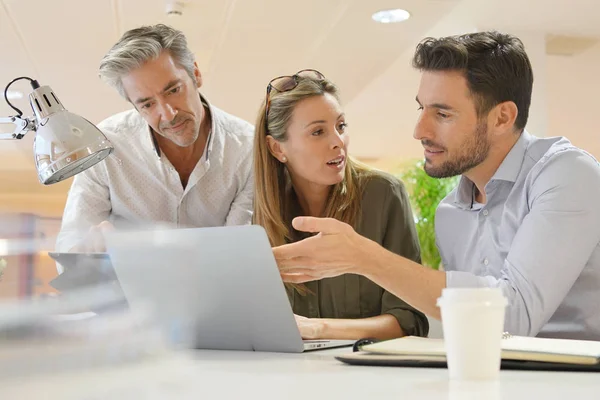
{"left": 372, "top": 9, "right": 410, "bottom": 24}
{"left": 5, "top": 90, "right": 23, "bottom": 100}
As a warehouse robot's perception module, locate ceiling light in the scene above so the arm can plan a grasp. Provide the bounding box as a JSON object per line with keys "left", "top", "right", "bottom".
{"left": 372, "top": 9, "right": 411, "bottom": 24}
{"left": 165, "top": 0, "right": 185, "bottom": 17}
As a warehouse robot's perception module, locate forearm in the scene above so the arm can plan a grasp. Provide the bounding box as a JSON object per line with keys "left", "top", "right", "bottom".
{"left": 358, "top": 240, "right": 446, "bottom": 319}
{"left": 319, "top": 314, "right": 404, "bottom": 340}
{"left": 57, "top": 172, "right": 111, "bottom": 252}
{"left": 56, "top": 215, "right": 110, "bottom": 253}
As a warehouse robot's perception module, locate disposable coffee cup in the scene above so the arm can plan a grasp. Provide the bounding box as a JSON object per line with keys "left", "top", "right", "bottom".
{"left": 437, "top": 288, "right": 508, "bottom": 380}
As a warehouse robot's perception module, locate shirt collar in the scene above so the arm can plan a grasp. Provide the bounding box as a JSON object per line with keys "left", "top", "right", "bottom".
{"left": 147, "top": 92, "right": 214, "bottom": 160}
{"left": 203, "top": 94, "right": 215, "bottom": 162}
{"left": 490, "top": 129, "right": 532, "bottom": 183}
{"left": 453, "top": 175, "right": 476, "bottom": 210}
{"left": 453, "top": 130, "right": 532, "bottom": 210}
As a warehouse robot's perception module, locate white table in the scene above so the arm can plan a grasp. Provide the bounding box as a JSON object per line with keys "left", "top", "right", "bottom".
{"left": 3, "top": 347, "right": 599, "bottom": 399}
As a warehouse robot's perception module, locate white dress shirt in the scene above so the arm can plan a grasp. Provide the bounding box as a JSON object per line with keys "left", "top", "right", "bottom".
{"left": 436, "top": 131, "right": 600, "bottom": 340}
{"left": 56, "top": 95, "right": 254, "bottom": 252}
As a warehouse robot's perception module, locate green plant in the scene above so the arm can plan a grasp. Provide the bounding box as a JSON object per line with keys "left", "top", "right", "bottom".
{"left": 399, "top": 160, "right": 459, "bottom": 269}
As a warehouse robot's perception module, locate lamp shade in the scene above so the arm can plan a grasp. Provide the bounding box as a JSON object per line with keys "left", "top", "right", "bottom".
{"left": 29, "top": 85, "right": 113, "bottom": 184}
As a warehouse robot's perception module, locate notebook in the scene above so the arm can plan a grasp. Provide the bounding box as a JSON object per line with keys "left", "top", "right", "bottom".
{"left": 336, "top": 336, "right": 600, "bottom": 372}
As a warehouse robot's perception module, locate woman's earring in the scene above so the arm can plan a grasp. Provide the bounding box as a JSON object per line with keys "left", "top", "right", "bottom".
{"left": 281, "top": 156, "right": 287, "bottom": 163}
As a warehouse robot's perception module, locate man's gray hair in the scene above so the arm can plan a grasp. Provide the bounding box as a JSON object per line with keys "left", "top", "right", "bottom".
{"left": 99, "top": 24, "right": 196, "bottom": 99}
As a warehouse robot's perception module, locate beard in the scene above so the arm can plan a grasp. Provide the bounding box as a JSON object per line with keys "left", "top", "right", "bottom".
{"left": 423, "top": 121, "right": 490, "bottom": 179}
{"left": 158, "top": 116, "right": 200, "bottom": 148}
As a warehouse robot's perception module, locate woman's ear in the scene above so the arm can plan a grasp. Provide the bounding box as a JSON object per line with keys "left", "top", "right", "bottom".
{"left": 266, "top": 135, "right": 287, "bottom": 163}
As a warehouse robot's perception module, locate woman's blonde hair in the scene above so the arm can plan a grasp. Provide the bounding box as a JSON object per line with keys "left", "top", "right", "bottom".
{"left": 253, "top": 75, "right": 372, "bottom": 250}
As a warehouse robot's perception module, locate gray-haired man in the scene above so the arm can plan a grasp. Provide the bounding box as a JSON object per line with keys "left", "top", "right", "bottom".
{"left": 56, "top": 24, "right": 254, "bottom": 254}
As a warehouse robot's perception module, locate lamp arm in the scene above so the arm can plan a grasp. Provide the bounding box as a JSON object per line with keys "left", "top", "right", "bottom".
{"left": 1, "top": 76, "right": 39, "bottom": 139}
{"left": 0, "top": 115, "right": 37, "bottom": 140}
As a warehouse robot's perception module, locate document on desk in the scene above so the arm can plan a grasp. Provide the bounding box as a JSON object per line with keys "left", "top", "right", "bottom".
{"left": 336, "top": 336, "right": 600, "bottom": 371}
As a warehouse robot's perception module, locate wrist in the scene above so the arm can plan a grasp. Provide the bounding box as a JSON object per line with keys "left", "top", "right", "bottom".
{"left": 317, "top": 318, "right": 329, "bottom": 338}
{"left": 352, "top": 236, "right": 387, "bottom": 276}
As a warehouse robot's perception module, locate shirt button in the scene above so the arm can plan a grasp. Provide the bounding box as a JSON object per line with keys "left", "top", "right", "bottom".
{"left": 483, "top": 258, "right": 489, "bottom": 266}
{"left": 482, "top": 209, "right": 489, "bottom": 216}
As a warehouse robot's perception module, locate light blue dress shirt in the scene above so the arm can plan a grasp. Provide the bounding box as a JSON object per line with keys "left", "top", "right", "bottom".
{"left": 436, "top": 131, "right": 600, "bottom": 340}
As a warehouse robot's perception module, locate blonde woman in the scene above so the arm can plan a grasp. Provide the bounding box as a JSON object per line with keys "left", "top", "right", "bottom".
{"left": 253, "top": 69, "right": 428, "bottom": 340}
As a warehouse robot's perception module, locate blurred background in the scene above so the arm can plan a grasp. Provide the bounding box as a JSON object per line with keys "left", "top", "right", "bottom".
{"left": 0, "top": 0, "right": 599, "bottom": 298}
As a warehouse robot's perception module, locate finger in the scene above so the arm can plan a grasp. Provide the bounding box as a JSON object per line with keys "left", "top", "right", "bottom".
{"left": 277, "top": 253, "right": 346, "bottom": 270}
{"left": 293, "top": 314, "right": 307, "bottom": 321}
{"left": 86, "top": 226, "right": 106, "bottom": 253}
{"left": 98, "top": 221, "right": 115, "bottom": 233}
{"left": 274, "top": 252, "right": 321, "bottom": 268}
{"left": 81, "top": 226, "right": 99, "bottom": 252}
{"left": 280, "top": 273, "right": 317, "bottom": 284}
{"left": 90, "top": 231, "right": 106, "bottom": 253}
{"left": 273, "top": 240, "right": 315, "bottom": 262}
{"left": 291, "top": 217, "right": 348, "bottom": 235}
{"left": 278, "top": 266, "right": 319, "bottom": 275}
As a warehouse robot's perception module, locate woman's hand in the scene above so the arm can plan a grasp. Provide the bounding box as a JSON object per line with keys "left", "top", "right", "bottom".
{"left": 294, "top": 314, "right": 326, "bottom": 340}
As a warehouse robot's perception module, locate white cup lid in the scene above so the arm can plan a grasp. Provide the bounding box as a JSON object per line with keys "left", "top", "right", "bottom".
{"left": 437, "top": 288, "right": 507, "bottom": 307}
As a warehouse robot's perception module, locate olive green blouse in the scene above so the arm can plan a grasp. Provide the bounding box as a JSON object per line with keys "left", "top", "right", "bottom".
{"left": 285, "top": 170, "right": 429, "bottom": 337}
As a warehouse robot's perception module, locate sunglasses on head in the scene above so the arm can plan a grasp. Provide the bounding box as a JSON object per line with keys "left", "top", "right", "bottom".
{"left": 264, "top": 69, "right": 325, "bottom": 130}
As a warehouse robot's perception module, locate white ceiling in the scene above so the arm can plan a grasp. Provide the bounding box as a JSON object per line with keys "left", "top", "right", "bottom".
{"left": 1, "top": 0, "right": 599, "bottom": 202}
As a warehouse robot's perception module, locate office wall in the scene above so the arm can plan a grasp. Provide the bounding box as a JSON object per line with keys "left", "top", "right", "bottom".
{"left": 0, "top": 43, "right": 599, "bottom": 218}
{"left": 346, "top": 40, "right": 600, "bottom": 169}
{"left": 547, "top": 44, "right": 600, "bottom": 157}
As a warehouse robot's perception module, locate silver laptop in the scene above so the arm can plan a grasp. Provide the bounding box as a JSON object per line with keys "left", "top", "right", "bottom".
{"left": 104, "top": 225, "right": 354, "bottom": 353}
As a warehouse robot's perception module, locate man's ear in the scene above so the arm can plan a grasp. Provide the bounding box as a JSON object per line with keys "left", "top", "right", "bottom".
{"left": 266, "top": 136, "right": 287, "bottom": 163}
{"left": 491, "top": 101, "right": 519, "bottom": 135}
{"left": 194, "top": 62, "right": 202, "bottom": 88}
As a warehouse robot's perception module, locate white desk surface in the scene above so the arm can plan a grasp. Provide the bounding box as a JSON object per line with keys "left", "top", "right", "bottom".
{"left": 2, "top": 346, "right": 598, "bottom": 399}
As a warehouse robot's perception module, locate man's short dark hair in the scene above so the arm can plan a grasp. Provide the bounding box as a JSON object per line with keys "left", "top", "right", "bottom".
{"left": 412, "top": 31, "right": 533, "bottom": 132}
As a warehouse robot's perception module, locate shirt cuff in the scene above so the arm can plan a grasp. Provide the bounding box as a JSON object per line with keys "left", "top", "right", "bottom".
{"left": 384, "top": 309, "right": 429, "bottom": 337}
